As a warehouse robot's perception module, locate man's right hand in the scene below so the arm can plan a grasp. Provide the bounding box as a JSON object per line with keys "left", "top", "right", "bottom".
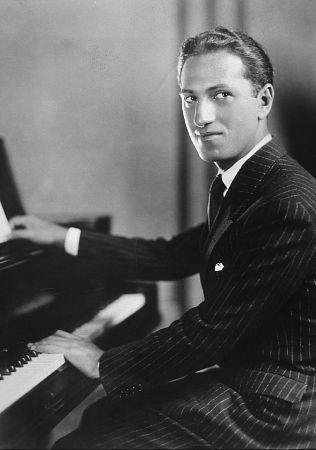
{"left": 9, "top": 215, "right": 68, "bottom": 247}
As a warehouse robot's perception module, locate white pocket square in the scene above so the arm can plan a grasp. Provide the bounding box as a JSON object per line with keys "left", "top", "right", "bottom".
{"left": 214, "top": 262, "right": 224, "bottom": 272}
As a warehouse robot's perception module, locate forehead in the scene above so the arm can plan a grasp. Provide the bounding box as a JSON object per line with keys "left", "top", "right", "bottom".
{"left": 180, "top": 50, "right": 249, "bottom": 91}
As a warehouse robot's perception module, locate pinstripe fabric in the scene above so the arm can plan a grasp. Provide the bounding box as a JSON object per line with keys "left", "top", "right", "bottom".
{"left": 57, "top": 140, "right": 316, "bottom": 448}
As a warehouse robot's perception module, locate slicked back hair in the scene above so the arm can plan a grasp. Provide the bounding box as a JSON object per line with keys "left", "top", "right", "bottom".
{"left": 178, "top": 26, "right": 274, "bottom": 95}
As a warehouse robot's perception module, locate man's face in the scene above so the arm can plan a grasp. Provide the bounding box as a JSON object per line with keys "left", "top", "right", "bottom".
{"left": 180, "top": 50, "right": 267, "bottom": 170}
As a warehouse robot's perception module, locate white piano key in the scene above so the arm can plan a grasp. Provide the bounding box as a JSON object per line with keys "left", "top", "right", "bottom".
{"left": 0, "top": 352, "right": 65, "bottom": 413}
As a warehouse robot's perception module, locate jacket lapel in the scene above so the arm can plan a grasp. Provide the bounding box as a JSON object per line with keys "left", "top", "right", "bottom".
{"left": 202, "top": 139, "right": 287, "bottom": 267}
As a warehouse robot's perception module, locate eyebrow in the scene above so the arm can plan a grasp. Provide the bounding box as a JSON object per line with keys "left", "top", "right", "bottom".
{"left": 179, "top": 84, "right": 231, "bottom": 94}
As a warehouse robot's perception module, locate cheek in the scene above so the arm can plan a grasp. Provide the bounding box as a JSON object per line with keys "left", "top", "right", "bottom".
{"left": 183, "top": 108, "right": 192, "bottom": 123}
{"left": 183, "top": 109, "right": 196, "bottom": 136}
{"left": 227, "top": 106, "right": 258, "bottom": 132}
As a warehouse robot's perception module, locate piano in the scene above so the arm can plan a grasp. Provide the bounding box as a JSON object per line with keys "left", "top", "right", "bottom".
{"left": 0, "top": 139, "right": 160, "bottom": 448}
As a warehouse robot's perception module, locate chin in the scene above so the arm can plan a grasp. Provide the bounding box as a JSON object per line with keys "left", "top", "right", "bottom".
{"left": 196, "top": 147, "right": 221, "bottom": 164}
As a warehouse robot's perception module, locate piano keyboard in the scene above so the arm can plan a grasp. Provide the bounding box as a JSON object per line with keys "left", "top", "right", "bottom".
{"left": 0, "top": 292, "right": 145, "bottom": 415}
{"left": 0, "top": 351, "right": 65, "bottom": 414}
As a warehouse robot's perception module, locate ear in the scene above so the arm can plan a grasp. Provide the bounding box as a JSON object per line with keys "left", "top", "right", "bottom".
{"left": 257, "top": 83, "right": 274, "bottom": 120}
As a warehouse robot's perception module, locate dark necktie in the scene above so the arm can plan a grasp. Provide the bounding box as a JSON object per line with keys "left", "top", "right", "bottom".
{"left": 207, "top": 174, "right": 225, "bottom": 231}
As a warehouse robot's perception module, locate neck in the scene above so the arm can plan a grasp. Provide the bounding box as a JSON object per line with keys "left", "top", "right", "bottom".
{"left": 216, "top": 132, "right": 272, "bottom": 173}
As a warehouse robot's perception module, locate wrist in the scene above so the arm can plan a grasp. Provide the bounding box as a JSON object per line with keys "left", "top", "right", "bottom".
{"left": 91, "top": 363, "right": 101, "bottom": 379}
{"left": 91, "top": 351, "right": 103, "bottom": 379}
{"left": 55, "top": 226, "right": 68, "bottom": 248}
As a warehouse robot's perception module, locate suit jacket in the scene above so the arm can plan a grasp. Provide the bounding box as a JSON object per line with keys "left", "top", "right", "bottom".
{"left": 77, "top": 140, "right": 316, "bottom": 448}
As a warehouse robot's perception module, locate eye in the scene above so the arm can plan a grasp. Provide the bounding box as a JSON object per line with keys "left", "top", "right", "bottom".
{"left": 182, "top": 95, "right": 196, "bottom": 105}
{"left": 213, "top": 91, "right": 231, "bottom": 99}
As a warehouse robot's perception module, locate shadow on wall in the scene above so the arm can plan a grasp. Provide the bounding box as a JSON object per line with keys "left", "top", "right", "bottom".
{"left": 278, "top": 91, "right": 316, "bottom": 178}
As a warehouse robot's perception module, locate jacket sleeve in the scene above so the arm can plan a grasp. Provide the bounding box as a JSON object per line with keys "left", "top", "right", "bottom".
{"left": 97, "top": 198, "right": 315, "bottom": 402}
{"left": 78, "top": 223, "right": 204, "bottom": 281}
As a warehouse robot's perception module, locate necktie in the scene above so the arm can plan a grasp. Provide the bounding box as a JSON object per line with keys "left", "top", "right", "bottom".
{"left": 207, "top": 174, "right": 225, "bottom": 231}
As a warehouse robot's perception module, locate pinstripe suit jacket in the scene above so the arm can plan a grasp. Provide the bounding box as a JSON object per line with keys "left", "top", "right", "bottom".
{"left": 77, "top": 140, "right": 316, "bottom": 448}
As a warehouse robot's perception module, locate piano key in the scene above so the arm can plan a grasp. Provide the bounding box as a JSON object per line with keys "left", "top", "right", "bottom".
{"left": 1, "top": 357, "right": 16, "bottom": 374}
{"left": 1, "top": 345, "right": 33, "bottom": 371}
{"left": 0, "top": 352, "right": 65, "bottom": 414}
{"left": 0, "top": 293, "right": 145, "bottom": 414}
{"left": 0, "top": 365, "right": 11, "bottom": 376}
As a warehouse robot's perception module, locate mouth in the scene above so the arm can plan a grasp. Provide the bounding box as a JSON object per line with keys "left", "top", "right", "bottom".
{"left": 195, "top": 131, "right": 223, "bottom": 141}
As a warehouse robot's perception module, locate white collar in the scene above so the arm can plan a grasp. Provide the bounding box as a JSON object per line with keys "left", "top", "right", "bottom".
{"left": 217, "top": 134, "right": 272, "bottom": 195}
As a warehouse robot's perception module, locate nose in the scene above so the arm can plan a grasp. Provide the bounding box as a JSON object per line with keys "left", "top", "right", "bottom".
{"left": 194, "top": 98, "right": 216, "bottom": 127}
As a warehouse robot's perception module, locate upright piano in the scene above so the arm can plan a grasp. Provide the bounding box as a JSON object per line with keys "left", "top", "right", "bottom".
{"left": 0, "top": 139, "right": 160, "bottom": 448}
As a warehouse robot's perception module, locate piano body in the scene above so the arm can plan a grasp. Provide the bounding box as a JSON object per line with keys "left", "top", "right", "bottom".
{"left": 0, "top": 139, "right": 160, "bottom": 448}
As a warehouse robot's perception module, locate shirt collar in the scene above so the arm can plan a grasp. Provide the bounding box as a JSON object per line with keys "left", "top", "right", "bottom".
{"left": 217, "top": 134, "right": 272, "bottom": 195}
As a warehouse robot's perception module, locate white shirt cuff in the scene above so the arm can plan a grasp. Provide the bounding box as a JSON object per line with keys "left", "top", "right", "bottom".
{"left": 64, "top": 227, "right": 81, "bottom": 256}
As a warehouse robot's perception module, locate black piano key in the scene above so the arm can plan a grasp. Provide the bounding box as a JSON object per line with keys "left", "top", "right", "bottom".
{"left": 24, "top": 346, "right": 38, "bottom": 358}
{"left": 0, "top": 350, "right": 11, "bottom": 375}
{"left": 19, "top": 355, "right": 28, "bottom": 365}
{"left": 3, "top": 356, "right": 16, "bottom": 373}
{"left": 12, "top": 359, "right": 24, "bottom": 368}
{"left": 0, "top": 364, "right": 11, "bottom": 376}
{"left": 4, "top": 344, "right": 32, "bottom": 368}
{"left": 11, "top": 355, "right": 25, "bottom": 368}
{"left": 14, "top": 342, "right": 39, "bottom": 359}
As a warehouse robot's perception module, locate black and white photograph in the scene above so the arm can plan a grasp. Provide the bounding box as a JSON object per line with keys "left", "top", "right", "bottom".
{"left": 0, "top": 0, "right": 315, "bottom": 448}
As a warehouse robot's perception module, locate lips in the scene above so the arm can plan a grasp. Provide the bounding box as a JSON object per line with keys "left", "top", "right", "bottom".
{"left": 195, "top": 130, "right": 223, "bottom": 140}
{"left": 194, "top": 130, "right": 223, "bottom": 138}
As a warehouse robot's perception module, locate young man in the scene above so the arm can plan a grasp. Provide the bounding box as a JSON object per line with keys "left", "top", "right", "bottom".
{"left": 10, "top": 27, "right": 316, "bottom": 448}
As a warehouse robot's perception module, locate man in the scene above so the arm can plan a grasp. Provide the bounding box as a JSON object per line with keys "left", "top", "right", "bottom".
{"left": 9, "top": 27, "right": 316, "bottom": 448}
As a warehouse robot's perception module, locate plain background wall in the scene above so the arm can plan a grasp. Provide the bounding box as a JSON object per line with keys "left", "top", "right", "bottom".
{"left": 0, "top": 0, "right": 315, "bottom": 324}
{"left": 0, "top": 0, "right": 179, "bottom": 238}
{"left": 244, "top": 0, "right": 316, "bottom": 178}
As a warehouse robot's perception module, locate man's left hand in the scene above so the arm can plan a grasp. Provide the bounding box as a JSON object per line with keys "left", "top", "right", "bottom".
{"left": 29, "top": 330, "right": 104, "bottom": 379}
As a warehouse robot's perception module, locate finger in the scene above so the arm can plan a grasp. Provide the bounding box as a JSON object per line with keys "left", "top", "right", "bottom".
{"left": 54, "top": 329, "right": 75, "bottom": 338}
{"left": 34, "top": 345, "right": 66, "bottom": 355}
{"left": 33, "top": 343, "right": 66, "bottom": 354}
{"left": 33, "top": 335, "right": 69, "bottom": 347}
{"left": 9, "top": 229, "right": 35, "bottom": 240}
{"left": 28, "top": 340, "right": 65, "bottom": 353}
{"left": 27, "top": 343, "right": 63, "bottom": 353}
{"left": 8, "top": 215, "right": 32, "bottom": 229}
